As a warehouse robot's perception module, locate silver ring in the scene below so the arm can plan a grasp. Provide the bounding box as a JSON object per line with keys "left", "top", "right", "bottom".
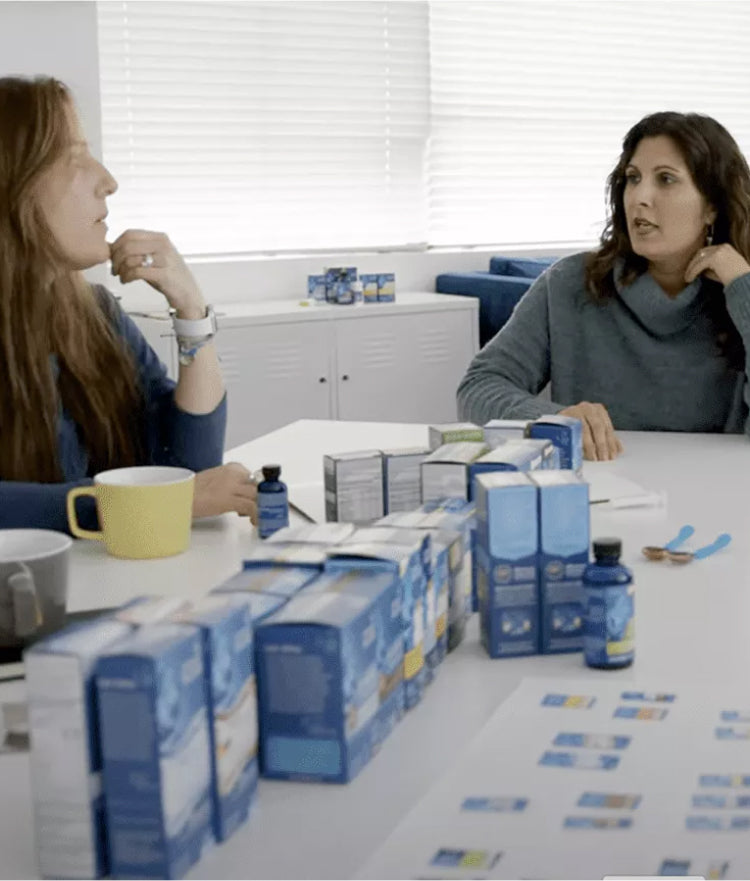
{"left": 141, "top": 253, "right": 154, "bottom": 268}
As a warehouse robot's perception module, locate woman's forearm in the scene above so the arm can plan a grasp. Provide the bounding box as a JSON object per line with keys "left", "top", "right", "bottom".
{"left": 173, "top": 340, "right": 225, "bottom": 414}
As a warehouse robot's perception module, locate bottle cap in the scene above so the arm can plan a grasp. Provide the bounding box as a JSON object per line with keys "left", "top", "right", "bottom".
{"left": 592, "top": 537, "right": 622, "bottom": 559}
{"left": 261, "top": 464, "right": 281, "bottom": 481}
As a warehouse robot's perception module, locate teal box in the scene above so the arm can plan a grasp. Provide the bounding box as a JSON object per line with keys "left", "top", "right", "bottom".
{"left": 324, "top": 541, "right": 426, "bottom": 710}
{"left": 474, "top": 473, "right": 539, "bottom": 658}
{"left": 354, "top": 525, "right": 447, "bottom": 678}
{"left": 96, "top": 625, "right": 213, "bottom": 880}
{"left": 215, "top": 561, "right": 321, "bottom": 598}
{"left": 526, "top": 415, "right": 584, "bottom": 474}
{"left": 377, "top": 272, "right": 395, "bottom": 301}
{"left": 172, "top": 597, "right": 258, "bottom": 843}
{"left": 255, "top": 592, "right": 379, "bottom": 783}
{"left": 298, "top": 570, "right": 404, "bottom": 748}
{"left": 530, "top": 471, "right": 589, "bottom": 654}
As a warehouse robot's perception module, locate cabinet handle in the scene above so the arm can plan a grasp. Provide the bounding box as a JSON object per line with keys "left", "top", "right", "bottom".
{"left": 342, "top": 374, "right": 350, "bottom": 381}
{"left": 318, "top": 377, "right": 327, "bottom": 383}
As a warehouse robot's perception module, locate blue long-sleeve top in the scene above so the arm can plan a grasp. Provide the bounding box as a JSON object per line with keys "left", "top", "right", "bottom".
{"left": 0, "top": 286, "right": 227, "bottom": 533}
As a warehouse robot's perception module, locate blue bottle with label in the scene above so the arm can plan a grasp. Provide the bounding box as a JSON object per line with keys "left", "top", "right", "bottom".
{"left": 582, "top": 538, "right": 634, "bottom": 669}
{"left": 257, "top": 464, "right": 289, "bottom": 539}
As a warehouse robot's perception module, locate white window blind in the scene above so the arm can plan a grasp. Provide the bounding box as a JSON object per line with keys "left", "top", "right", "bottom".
{"left": 97, "top": 1, "right": 429, "bottom": 256}
{"left": 427, "top": 0, "right": 750, "bottom": 248}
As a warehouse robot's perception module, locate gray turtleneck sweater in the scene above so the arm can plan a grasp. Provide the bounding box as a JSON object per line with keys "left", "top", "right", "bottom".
{"left": 457, "top": 251, "right": 750, "bottom": 436}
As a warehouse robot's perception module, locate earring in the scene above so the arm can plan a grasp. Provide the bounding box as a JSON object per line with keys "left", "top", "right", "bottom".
{"left": 706, "top": 223, "right": 714, "bottom": 246}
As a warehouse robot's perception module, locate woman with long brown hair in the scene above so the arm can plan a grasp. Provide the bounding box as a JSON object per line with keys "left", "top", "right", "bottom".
{"left": 458, "top": 111, "right": 750, "bottom": 461}
{"left": 0, "top": 75, "right": 257, "bottom": 529}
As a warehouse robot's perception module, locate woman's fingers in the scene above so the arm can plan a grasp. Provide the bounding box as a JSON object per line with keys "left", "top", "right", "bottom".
{"left": 559, "top": 401, "right": 622, "bottom": 461}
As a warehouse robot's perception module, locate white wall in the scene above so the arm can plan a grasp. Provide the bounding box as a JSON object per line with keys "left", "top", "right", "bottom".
{"left": 1, "top": 1, "right": 585, "bottom": 312}
{"left": 0, "top": 1, "right": 102, "bottom": 158}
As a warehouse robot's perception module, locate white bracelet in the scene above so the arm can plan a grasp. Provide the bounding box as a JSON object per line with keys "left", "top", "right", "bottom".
{"left": 171, "top": 305, "right": 217, "bottom": 339}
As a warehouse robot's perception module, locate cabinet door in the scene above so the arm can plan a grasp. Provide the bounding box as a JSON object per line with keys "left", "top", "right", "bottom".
{"left": 215, "top": 321, "right": 333, "bottom": 447}
{"left": 334, "top": 308, "right": 476, "bottom": 424}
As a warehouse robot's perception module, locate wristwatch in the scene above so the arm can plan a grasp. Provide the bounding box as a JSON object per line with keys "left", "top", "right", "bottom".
{"left": 172, "top": 305, "right": 217, "bottom": 366}
{"left": 172, "top": 304, "right": 217, "bottom": 339}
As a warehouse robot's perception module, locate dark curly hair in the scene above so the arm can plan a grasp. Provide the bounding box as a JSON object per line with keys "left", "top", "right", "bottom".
{"left": 585, "top": 111, "right": 750, "bottom": 368}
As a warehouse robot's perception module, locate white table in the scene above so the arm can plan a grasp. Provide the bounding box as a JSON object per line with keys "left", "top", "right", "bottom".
{"left": 2, "top": 419, "right": 749, "bottom": 880}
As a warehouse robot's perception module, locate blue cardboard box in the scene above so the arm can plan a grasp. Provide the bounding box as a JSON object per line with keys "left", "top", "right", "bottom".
{"left": 266, "top": 523, "right": 355, "bottom": 545}
{"left": 255, "top": 592, "right": 379, "bottom": 783}
{"left": 216, "top": 560, "right": 321, "bottom": 598}
{"left": 472, "top": 440, "right": 555, "bottom": 486}
{"left": 526, "top": 415, "right": 584, "bottom": 474}
{"left": 96, "top": 625, "right": 213, "bottom": 880}
{"left": 209, "top": 587, "right": 288, "bottom": 625}
{"left": 421, "top": 442, "right": 490, "bottom": 504}
{"left": 172, "top": 597, "right": 259, "bottom": 842}
{"left": 324, "top": 540, "right": 427, "bottom": 710}
{"left": 529, "top": 471, "right": 589, "bottom": 654}
{"left": 376, "top": 511, "right": 466, "bottom": 653}
{"left": 474, "top": 472, "right": 539, "bottom": 658}
{"left": 24, "top": 618, "right": 133, "bottom": 879}
{"left": 418, "top": 498, "right": 476, "bottom": 617}
{"left": 354, "top": 525, "right": 447, "bottom": 677}
{"left": 377, "top": 272, "right": 395, "bottom": 301}
{"left": 298, "top": 570, "right": 404, "bottom": 748}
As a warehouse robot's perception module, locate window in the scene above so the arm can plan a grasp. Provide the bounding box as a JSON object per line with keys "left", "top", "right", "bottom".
{"left": 427, "top": 0, "right": 750, "bottom": 247}
{"left": 97, "top": 1, "right": 429, "bottom": 255}
{"left": 98, "top": 0, "right": 750, "bottom": 255}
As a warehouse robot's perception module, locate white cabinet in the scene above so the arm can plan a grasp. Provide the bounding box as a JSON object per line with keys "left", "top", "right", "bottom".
{"left": 129, "top": 294, "right": 479, "bottom": 449}
{"left": 216, "top": 321, "right": 334, "bottom": 443}
{"left": 334, "top": 308, "right": 477, "bottom": 424}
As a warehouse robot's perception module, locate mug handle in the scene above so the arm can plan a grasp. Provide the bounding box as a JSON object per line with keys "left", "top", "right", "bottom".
{"left": 8, "top": 563, "right": 42, "bottom": 637}
{"left": 66, "top": 486, "right": 104, "bottom": 541}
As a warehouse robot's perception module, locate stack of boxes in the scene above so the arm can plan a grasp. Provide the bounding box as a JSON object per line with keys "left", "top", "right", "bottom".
{"left": 307, "top": 267, "right": 396, "bottom": 305}
{"left": 23, "top": 414, "right": 586, "bottom": 879}
{"left": 474, "top": 469, "right": 590, "bottom": 658}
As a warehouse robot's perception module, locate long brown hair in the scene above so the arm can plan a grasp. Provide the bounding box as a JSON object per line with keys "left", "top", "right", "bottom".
{"left": 0, "top": 76, "right": 143, "bottom": 482}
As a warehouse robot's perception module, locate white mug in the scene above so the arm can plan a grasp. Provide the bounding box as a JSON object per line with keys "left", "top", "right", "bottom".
{"left": 0, "top": 529, "right": 72, "bottom": 648}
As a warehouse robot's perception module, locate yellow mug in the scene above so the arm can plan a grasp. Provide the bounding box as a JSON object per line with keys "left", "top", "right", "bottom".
{"left": 67, "top": 466, "right": 195, "bottom": 559}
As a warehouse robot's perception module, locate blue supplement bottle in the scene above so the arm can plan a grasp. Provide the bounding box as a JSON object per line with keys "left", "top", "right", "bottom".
{"left": 582, "top": 537, "right": 634, "bottom": 669}
{"left": 257, "top": 464, "right": 289, "bottom": 539}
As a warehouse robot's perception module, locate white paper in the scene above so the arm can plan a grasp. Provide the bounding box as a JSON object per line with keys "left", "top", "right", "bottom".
{"left": 358, "top": 677, "right": 750, "bottom": 880}
{"left": 584, "top": 470, "right": 661, "bottom": 506}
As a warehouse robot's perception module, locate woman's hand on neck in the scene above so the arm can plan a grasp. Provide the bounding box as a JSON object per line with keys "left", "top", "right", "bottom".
{"left": 647, "top": 249, "right": 699, "bottom": 298}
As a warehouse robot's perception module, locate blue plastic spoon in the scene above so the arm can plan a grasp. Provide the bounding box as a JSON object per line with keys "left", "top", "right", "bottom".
{"left": 663, "top": 524, "right": 695, "bottom": 551}
{"left": 691, "top": 533, "right": 732, "bottom": 561}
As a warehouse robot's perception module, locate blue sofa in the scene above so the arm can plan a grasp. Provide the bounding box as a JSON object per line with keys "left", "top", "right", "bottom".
{"left": 436, "top": 256, "right": 556, "bottom": 347}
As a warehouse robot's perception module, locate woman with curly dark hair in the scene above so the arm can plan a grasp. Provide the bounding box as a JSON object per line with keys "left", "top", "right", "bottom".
{"left": 458, "top": 111, "right": 750, "bottom": 460}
